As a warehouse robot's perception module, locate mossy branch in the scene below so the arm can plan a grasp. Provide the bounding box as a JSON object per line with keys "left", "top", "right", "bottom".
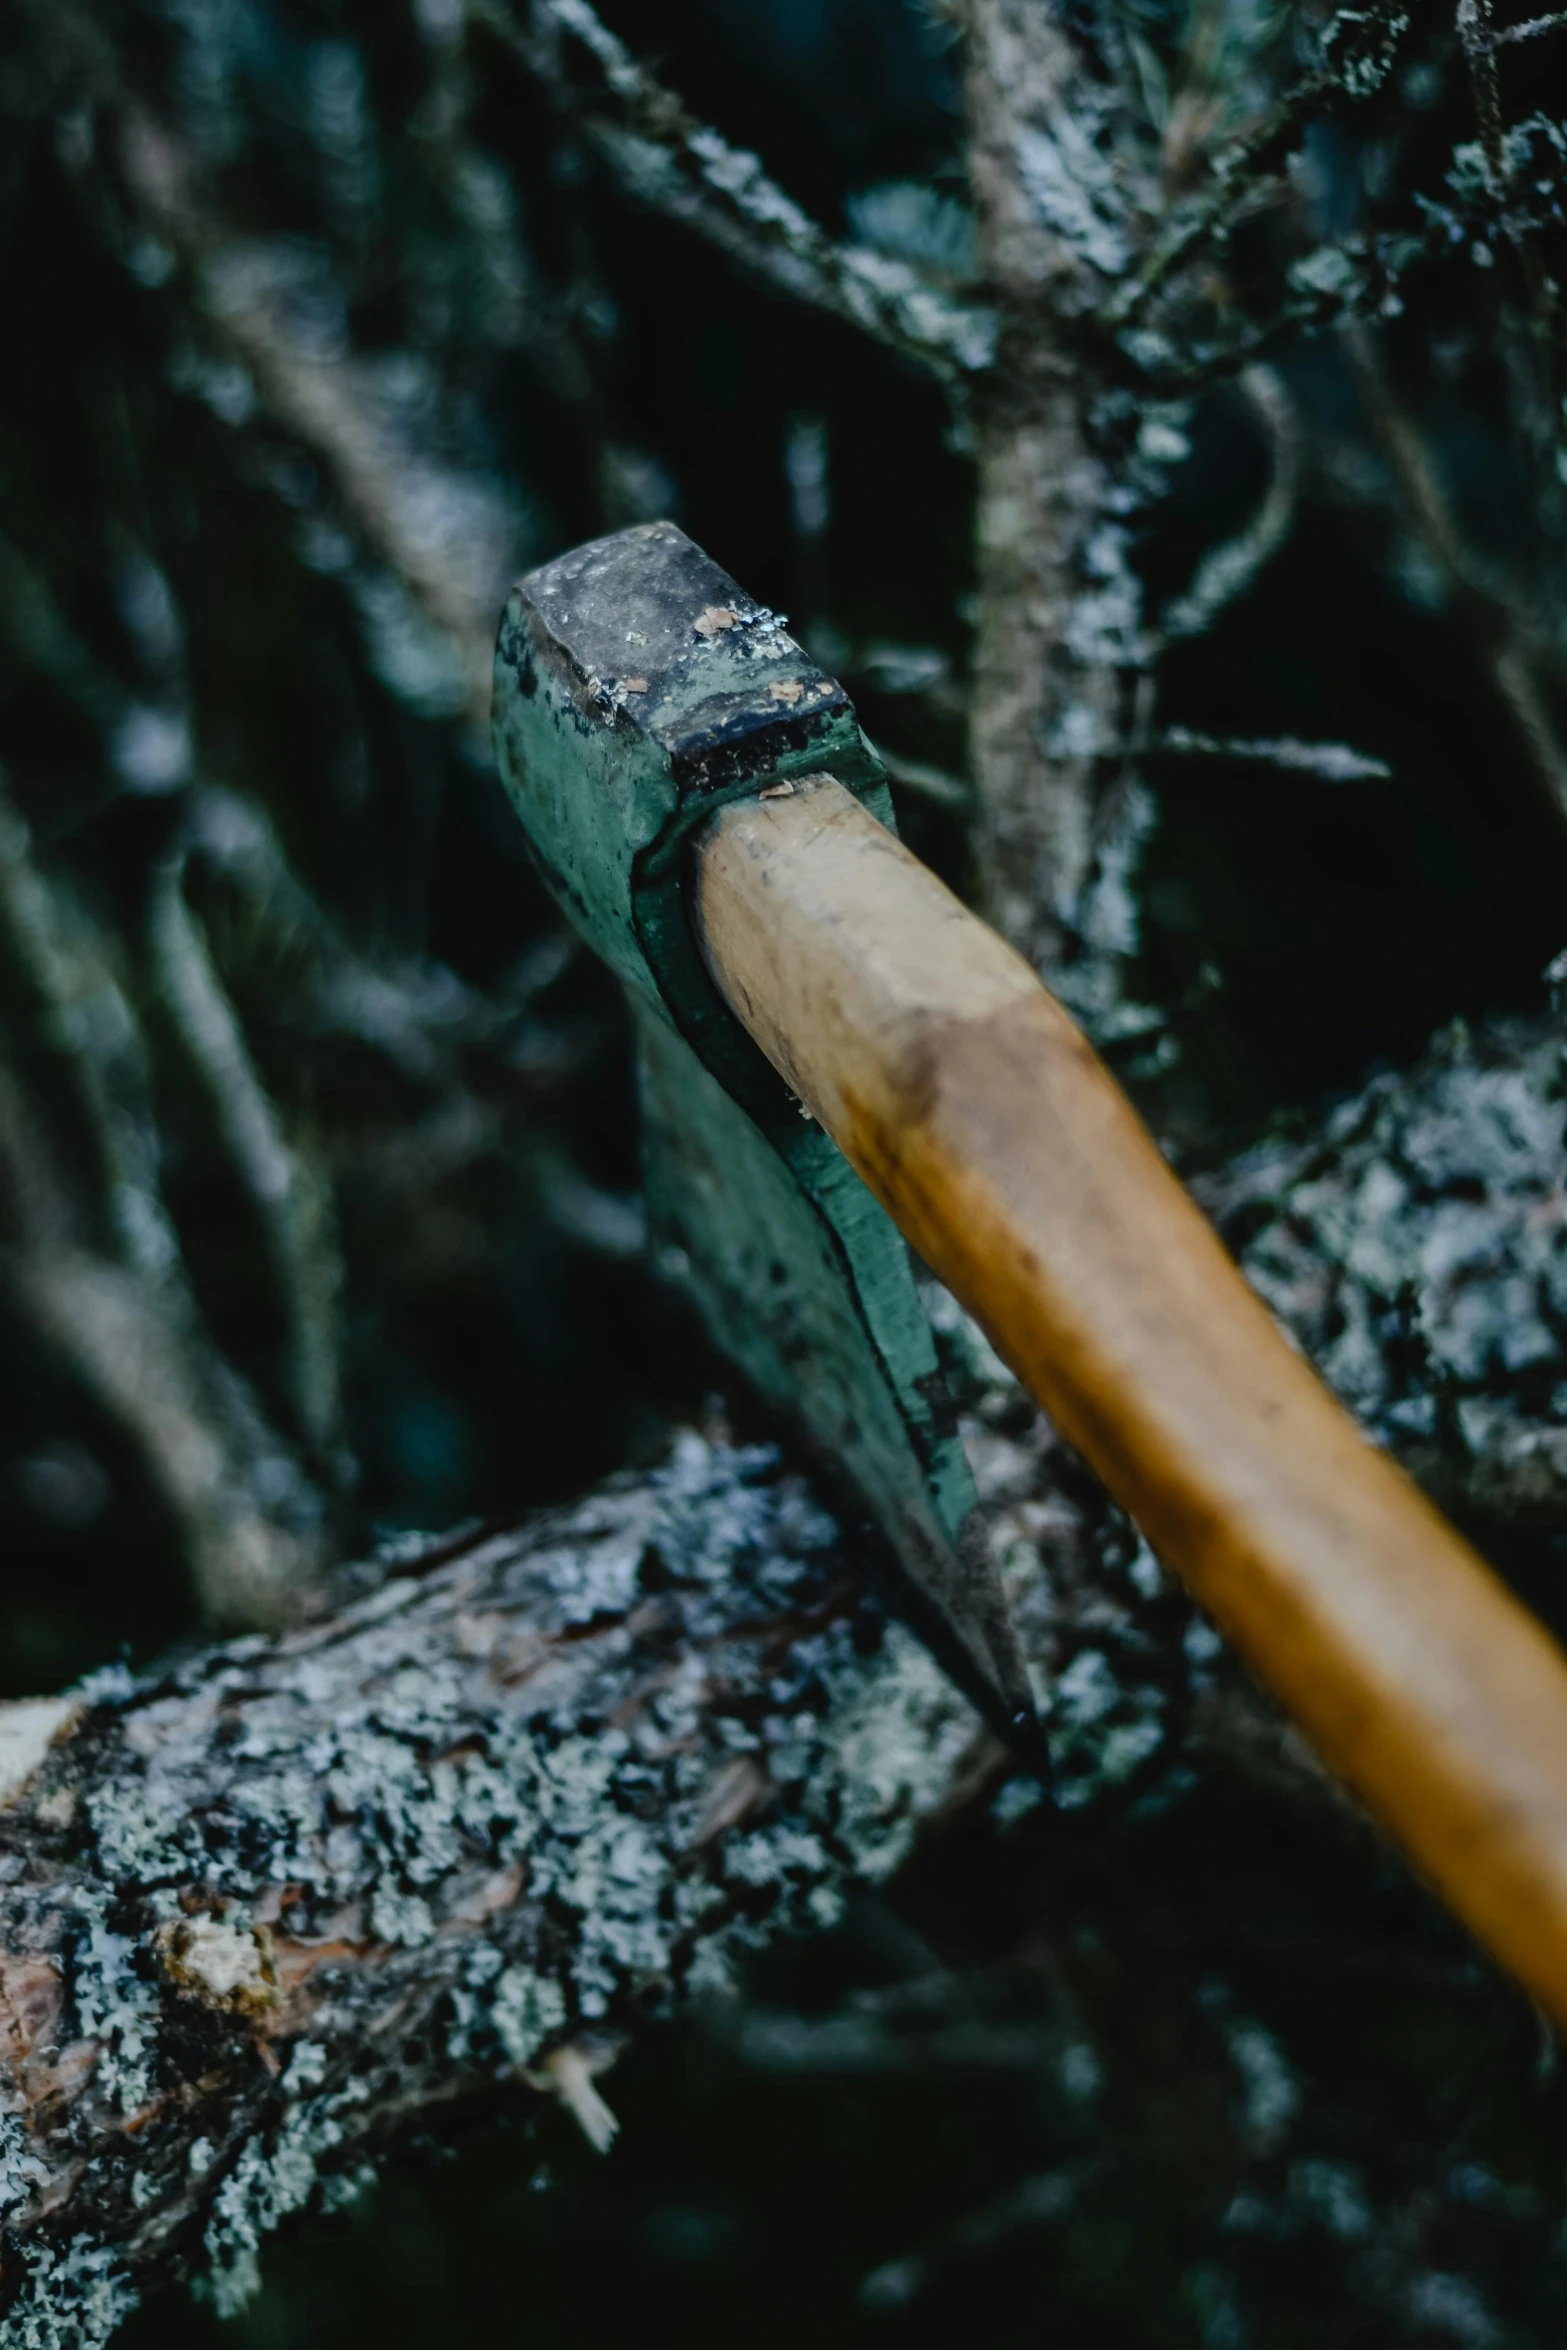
{"left": 4, "top": 1001, "right": 1567, "bottom": 2344}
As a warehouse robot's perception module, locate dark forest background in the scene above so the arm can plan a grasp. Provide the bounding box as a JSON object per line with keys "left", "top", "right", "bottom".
{"left": 7, "top": 0, "right": 1567, "bottom": 2341}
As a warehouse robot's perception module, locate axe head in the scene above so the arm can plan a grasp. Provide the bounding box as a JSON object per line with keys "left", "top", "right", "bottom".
{"left": 492, "top": 521, "right": 1042, "bottom": 1761}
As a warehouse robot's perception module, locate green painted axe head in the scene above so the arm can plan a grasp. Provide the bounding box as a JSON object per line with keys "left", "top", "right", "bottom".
{"left": 492, "top": 521, "right": 1041, "bottom": 1760}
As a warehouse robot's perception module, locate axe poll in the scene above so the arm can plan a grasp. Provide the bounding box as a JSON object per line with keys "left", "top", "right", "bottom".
{"left": 494, "top": 519, "right": 1567, "bottom": 2028}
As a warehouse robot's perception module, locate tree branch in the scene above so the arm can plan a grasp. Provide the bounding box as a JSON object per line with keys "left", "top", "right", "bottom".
{"left": 115, "top": 112, "right": 518, "bottom": 740}
{"left": 1343, "top": 322, "right": 1567, "bottom": 833}
{"left": 0, "top": 1442, "right": 991, "bottom": 2343}
{"left": 1488, "top": 9, "right": 1567, "bottom": 45}
{"left": 2, "top": 996, "right": 1565, "bottom": 2342}
{"left": 467, "top": 0, "right": 996, "bottom": 381}
{"left": 0, "top": 789, "right": 329, "bottom": 1627}
{"left": 1155, "top": 366, "right": 1301, "bottom": 644}
{"left": 148, "top": 852, "right": 349, "bottom": 1485}
{"left": 962, "top": 0, "right": 1137, "bottom": 977}
{"left": 1106, "top": 0, "right": 1412, "bottom": 339}
{"left": 1144, "top": 728, "right": 1391, "bottom": 782}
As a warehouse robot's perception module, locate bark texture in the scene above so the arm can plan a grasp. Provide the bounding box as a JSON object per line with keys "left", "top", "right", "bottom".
{"left": 0, "top": 1441, "right": 982, "bottom": 2344}
{"left": 964, "top": 0, "right": 1138, "bottom": 984}
{"left": 969, "top": 380, "right": 1122, "bottom": 969}
{"left": 2, "top": 1005, "right": 1564, "bottom": 2345}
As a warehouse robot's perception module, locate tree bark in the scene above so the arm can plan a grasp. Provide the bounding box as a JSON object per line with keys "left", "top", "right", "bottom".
{"left": 0, "top": 1441, "right": 993, "bottom": 2342}
{"left": 969, "top": 377, "right": 1125, "bottom": 971}
{"left": 0, "top": 1007, "right": 1563, "bottom": 2345}
{"left": 963, "top": 0, "right": 1133, "bottom": 978}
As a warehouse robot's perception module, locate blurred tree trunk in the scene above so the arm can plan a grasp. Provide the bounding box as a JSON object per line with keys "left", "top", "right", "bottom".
{"left": 965, "top": 0, "right": 1124, "bottom": 971}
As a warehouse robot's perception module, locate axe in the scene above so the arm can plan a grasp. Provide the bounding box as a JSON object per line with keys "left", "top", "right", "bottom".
{"left": 494, "top": 519, "right": 1567, "bottom": 2028}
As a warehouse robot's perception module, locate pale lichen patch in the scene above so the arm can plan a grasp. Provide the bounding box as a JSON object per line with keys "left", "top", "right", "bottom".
{"left": 0, "top": 1700, "right": 81, "bottom": 1812}
{"left": 538, "top": 2043, "right": 620, "bottom": 2153}
{"left": 155, "top": 1916, "right": 279, "bottom": 2019}
{"left": 0, "top": 1436, "right": 1045, "bottom": 2341}
{"left": 0, "top": 2237, "right": 133, "bottom": 2350}
{"left": 0, "top": 2113, "right": 48, "bottom": 2219}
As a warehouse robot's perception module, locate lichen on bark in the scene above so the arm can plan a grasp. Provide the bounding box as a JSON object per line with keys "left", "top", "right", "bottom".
{"left": 0, "top": 1437, "right": 978, "bottom": 2344}
{"left": 2, "top": 1005, "right": 1565, "bottom": 2341}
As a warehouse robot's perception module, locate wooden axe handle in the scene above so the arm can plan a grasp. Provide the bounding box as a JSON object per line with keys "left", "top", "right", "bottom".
{"left": 694, "top": 774, "right": 1567, "bottom": 2021}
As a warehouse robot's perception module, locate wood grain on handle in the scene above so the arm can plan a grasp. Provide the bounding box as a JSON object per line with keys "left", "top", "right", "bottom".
{"left": 693, "top": 774, "right": 1567, "bottom": 2021}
